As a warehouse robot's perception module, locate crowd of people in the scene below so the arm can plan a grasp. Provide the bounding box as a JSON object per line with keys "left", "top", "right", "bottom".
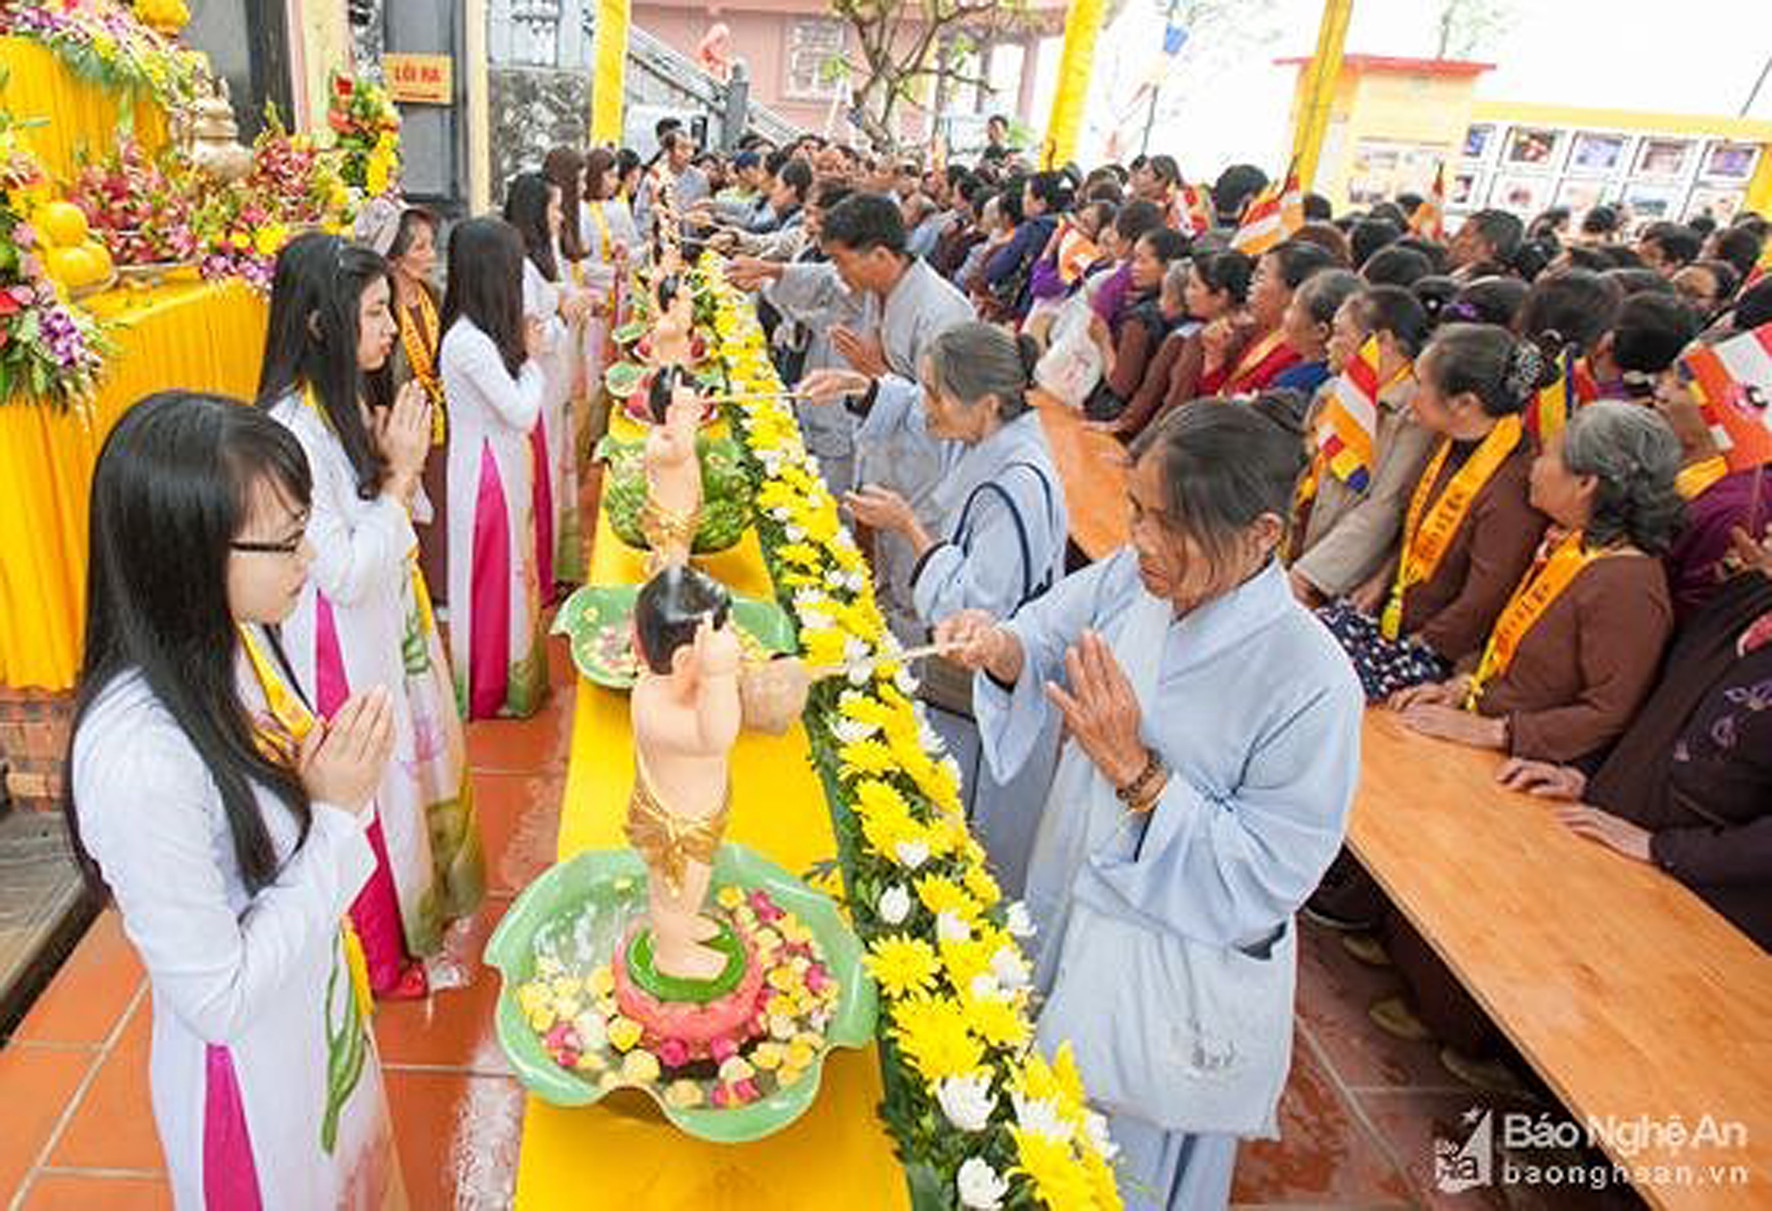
{"left": 57, "top": 104, "right": 1772, "bottom": 1208}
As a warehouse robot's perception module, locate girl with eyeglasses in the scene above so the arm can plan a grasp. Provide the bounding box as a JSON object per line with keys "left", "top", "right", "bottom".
{"left": 68, "top": 392, "right": 406, "bottom": 1206}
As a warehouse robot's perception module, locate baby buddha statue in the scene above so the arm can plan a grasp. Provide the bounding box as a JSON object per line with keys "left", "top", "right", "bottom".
{"left": 627, "top": 565, "right": 742, "bottom": 981}
{"left": 640, "top": 368, "right": 702, "bottom": 570}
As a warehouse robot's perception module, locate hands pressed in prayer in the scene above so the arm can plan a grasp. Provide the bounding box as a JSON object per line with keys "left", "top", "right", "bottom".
{"left": 300, "top": 687, "right": 396, "bottom": 814}
{"left": 1556, "top": 804, "right": 1652, "bottom": 863}
{"left": 1496, "top": 757, "right": 1587, "bottom": 800}
{"left": 1047, "top": 629, "right": 1150, "bottom": 791}
{"left": 1387, "top": 676, "right": 1469, "bottom": 712}
{"left": 376, "top": 381, "right": 432, "bottom": 501}
{"left": 1395, "top": 702, "right": 1507, "bottom": 750}
{"left": 523, "top": 315, "right": 547, "bottom": 361}
{"left": 796, "top": 367, "right": 872, "bottom": 405}
{"left": 830, "top": 325, "right": 889, "bottom": 377}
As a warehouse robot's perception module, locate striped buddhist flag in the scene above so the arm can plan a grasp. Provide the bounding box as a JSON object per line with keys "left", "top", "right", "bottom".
{"left": 1231, "top": 165, "right": 1304, "bottom": 256}
{"left": 1317, "top": 335, "right": 1382, "bottom": 491}
{"left": 1744, "top": 238, "right": 1772, "bottom": 291}
{"left": 1411, "top": 163, "right": 1446, "bottom": 241}
{"left": 1523, "top": 349, "right": 1598, "bottom": 445}
{"left": 1178, "top": 180, "right": 1213, "bottom": 236}
{"left": 1683, "top": 322, "right": 1772, "bottom": 471}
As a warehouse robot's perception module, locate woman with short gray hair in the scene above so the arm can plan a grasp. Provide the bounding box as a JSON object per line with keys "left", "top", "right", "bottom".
{"left": 1392, "top": 400, "right": 1682, "bottom": 763}
{"left": 800, "top": 321, "right": 1068, "bottom": 891}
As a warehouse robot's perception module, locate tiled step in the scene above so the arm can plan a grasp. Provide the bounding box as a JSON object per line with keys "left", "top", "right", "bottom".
{"left": 0, "top": 809, "right": 99, "bottom": 1041}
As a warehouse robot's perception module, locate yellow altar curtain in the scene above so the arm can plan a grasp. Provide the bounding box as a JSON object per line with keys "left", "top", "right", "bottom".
{"left": 0, "top": 37, "right": 170, "bottom": 185}
{"left": 513, "top": 466, "right": 908, "bottom": 1207}
{"left": 0, "top": 278, "right": 268, "bottom": 690}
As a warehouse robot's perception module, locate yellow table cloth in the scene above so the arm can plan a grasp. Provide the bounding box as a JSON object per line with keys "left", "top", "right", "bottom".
{"left": 0, "top": 37, "right": 170, "bottom": 185}
{"left": 0, "top": 278, "right": 267, "bottom": 689}
{"left": 513, "top": 503, "right": 908, "bottom": 1209}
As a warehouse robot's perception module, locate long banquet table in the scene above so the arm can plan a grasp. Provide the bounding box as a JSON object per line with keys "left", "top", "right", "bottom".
{"left": 511, "top": 416, "right": 908, "bottom": 1208}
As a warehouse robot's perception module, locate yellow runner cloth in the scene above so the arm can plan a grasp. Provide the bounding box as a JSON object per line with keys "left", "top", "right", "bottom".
{"left": 0, "top": 278, "right": 268, "bottom": 689}
{"left": 513, "top": 502, "right": 906, "bottom": 1207}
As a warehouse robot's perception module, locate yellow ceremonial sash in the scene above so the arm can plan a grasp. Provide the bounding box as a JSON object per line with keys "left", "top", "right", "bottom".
{"left": 1675, "top": 455, "right": 1728, "bottom": 502}
{"left": 1227, "top": 326, "right": 1287, "bottom": 390}
{"left": 1380, "top": 414, "right": 1524, "bottom": 641}
{"left": 237, "top": 625, "right": 376, "bottom": 1020}
{"left": 587, "top": 200, "right": 614, "bottom": 263}
{"left": 1464, "top": 529, "right": 1617, "bottom": 708}
{"left": 398, "top": 290, "right": 446, "bottom": 445}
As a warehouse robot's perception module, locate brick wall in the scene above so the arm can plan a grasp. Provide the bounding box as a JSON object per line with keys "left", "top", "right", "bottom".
{"left": 0, "top": 688, "right": 75, "bottom": 812}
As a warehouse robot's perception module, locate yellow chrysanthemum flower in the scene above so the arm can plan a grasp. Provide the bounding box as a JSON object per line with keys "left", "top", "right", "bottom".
{"left": 775, "top": 541, "right": 823, "bottom": 569}
{"left": 838, "top": 692, "right": 900, "bottom": 732}
{"left": 865, "top": 934, "right": 940, "bottom": 999}
{"left": 962, "top": 863, "right": 1002, "bottom": 908}
{"left": 1083, "top": 1148, "right": 1123, "bottom": 1207}
{"left": 1011, "top": 1128, "right": 1102, "bottom": 1210}
{"left": 1013, "top": 1050, "right": 1065, "bottom": 1104}
{"left": 965, "top": 992, "right": 1035, "bottom": 1050}
{"left": 838, "top": 738, "right": 899, "bottom": 780}
{"left": 1053, "top": 1042, "right": 1090, "bottom": 1108}
{"left": 800, "top": 627, "right": 847, "bottom": 671}
{"left": 937, "top": 933, "right": 996, "bottom": 991}
{"left": 890, "top": 994, "right": 984, "bottom": 1084}
{"left": 916, "top": 874, "right": 981, "bottom": 923}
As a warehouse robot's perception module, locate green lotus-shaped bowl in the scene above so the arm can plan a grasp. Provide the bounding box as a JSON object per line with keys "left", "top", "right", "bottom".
{"left": 485, "top": 843, "right": 878, "bottom": 1143}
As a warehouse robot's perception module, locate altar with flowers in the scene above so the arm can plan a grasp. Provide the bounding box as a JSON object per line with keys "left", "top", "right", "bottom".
{"left": 0, "top": 0, "right": 401, "bottom": 712}
{"left": 498, "top": 260, "right": 1123, "bottom": 1210}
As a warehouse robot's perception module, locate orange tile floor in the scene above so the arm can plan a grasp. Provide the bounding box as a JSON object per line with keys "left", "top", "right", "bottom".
{"left": 1, "top": 629, "right": 1581, "bottom": 1210}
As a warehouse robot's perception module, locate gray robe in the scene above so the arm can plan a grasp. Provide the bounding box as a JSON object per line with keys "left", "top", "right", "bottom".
{"left": 843, "top": 257, "right": 975, "bottom": 641}
{"left": 859, "top": 396, "right": 1070, "bottom": 894}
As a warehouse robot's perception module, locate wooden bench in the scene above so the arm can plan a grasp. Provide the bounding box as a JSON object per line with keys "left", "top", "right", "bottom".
{"left": 1354, "top": 713, "right": 1772, "bottom": 1208}
{"left": 1032, "top": 393, "right": 1772, "bottom": 1205}
{"left": 1033, "top": 392, "right": 1130, "bottom": 562}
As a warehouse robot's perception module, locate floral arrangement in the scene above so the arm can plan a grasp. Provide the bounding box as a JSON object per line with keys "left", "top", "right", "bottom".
{"left": 515, "top": 884, "right": 844, "bottom": 1111}
{"left": 327, "top": 71, "right": 401, "bottom": 201}
{"left": 0, "top": 0, "right": 209, "bottom": 112}
{"left": 0, "top": 108, "right": 105, "bottom": 409}
{"left": 66, "top": 137, "right": 198, "bottom": 265}
{"left": 191, "top": 112, "right": 352, "bottom": 290}
{"left": 699, "top": 258, "right": 1122, "bottom": 1210}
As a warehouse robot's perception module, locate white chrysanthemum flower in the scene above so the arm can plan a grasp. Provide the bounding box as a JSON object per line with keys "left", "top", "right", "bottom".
{"left": 1011, "top": 1092, "right": 1074, "bottom": 1143}
{"left": 956, "top": 1157, "right": 1009, "bottom": 1210}
{"left": 937, "top": 1073, "right": 997, "bottom": 1133}
{"left": 936, "top": 911, "right": 971, "bottom": 943}
{"left": 1084, "top": 1110, "right": 1121, "bottom": 1161}
{"left": 990, "top": 945, "right": 1031, "bottom": 990}
{"left": 878, "top": 883, "right": 912, "bottom": 925}
{"left": 895, "top": 839, "right": 931, "bottom": 870}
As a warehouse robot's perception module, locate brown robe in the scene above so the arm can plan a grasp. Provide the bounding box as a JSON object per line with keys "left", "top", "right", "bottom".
{"left": 1589, "top": 572, "right": 1772, "bottom": 949}
{"left": 394, "top": 286, "right": 447, "bottom": 603}
{"left": 1399, "top": 437, "right": 1546, "bottom": 665}
{"left": 1476, "top": 552, "right": 1675, "bottom": 763}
